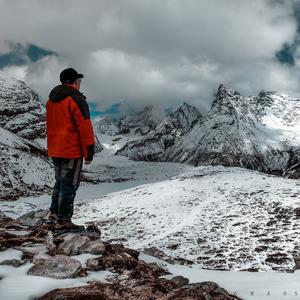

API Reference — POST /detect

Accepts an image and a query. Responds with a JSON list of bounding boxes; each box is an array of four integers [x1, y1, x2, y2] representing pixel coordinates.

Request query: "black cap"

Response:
[[60, 68, 84, 84]]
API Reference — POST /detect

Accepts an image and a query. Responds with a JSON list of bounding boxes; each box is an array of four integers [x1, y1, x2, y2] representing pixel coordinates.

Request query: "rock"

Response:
[[162, 281, 240, 300], [86, 222, 101, 237], [32, 252, 51, 264], [294, 256, 300, 270], [16, 243, 47, 256], [45, 231, 56, 255], [143, 247, 175, 264], [170, 275, 189, 287], [16, 210, 48, 227], [28, 255, 82, 279], [0, 259, 24, 267], [79, 240, 105, 255], [56, 234, 90, 256]]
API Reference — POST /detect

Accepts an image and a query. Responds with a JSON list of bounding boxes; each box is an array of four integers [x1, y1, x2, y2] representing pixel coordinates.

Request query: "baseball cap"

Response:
[[60, 68, 84, 84]]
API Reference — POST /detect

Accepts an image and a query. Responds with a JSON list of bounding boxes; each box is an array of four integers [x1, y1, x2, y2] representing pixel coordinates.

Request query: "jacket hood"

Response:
[[49, 85, 86, 102]]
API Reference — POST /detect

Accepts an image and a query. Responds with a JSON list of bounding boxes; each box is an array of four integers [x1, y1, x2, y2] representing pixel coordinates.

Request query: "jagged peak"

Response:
[[257, 89, 277, 98], [171, 102, 201, 117]]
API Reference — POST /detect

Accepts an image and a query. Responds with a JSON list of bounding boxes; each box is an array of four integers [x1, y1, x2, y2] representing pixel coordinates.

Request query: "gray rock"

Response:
[[0, 259, 24, 267], [294, 256, 300, 270], [32, 252, 51, 264], [79, 240, 105, 255], [45, 231, 56, 255], [171, 275, 189, 286], [57, 234, 90, 256], [16, 243, 47, 256], [28, 255, 82, 279], [16, 210, 48, 227]]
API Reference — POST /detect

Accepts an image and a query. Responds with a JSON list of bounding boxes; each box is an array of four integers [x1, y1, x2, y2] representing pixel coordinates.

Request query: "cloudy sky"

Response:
[[0, 0, 300, 114]]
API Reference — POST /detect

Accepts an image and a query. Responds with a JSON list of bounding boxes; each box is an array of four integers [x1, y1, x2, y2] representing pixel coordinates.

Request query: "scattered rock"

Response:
[[32, 252, 51, 264], [16, 243, 47, 256], [56, 234, 90, 256], [28, 255, 83, 279], [45, 231, 56, 255], [294, 256, 300, 270], [0, 259, 24, 267], [79, 240, 106, 255], [170, 275, 189, 287], [16, 210, 48, 227], [143, 246, 175, 264]]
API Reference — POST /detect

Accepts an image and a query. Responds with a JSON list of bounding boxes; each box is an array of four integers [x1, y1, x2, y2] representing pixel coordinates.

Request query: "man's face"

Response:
[[74, 78, 81, 90]]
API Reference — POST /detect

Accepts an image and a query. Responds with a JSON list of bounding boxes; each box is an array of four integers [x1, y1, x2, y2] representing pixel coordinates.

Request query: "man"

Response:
[[46, 68, 95, 229]]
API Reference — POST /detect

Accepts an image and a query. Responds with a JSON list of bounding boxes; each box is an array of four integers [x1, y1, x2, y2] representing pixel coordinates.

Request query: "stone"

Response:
[[16, 243, 47, 256], [56, 234, 91, 256], [294, 256, 300, 270], [28, 255, 82, 279], [16, 210, 48, 227], [45, 231, 56, 255], [0, 259, 24, 267], [79, 240, 105, 255], [171, 275, 189, 287], [32, 252, 51, 264]]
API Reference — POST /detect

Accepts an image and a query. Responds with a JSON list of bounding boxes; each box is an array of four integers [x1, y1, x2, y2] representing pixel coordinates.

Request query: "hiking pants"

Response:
[[50, 158, 83, 221]]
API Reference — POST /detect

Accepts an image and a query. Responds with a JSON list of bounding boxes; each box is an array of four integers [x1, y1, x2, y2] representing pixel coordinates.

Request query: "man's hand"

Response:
[[85, 159, 92, 165]]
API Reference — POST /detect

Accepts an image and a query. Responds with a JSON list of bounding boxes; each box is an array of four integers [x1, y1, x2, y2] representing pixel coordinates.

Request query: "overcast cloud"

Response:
[[0, 0, 299, 112]]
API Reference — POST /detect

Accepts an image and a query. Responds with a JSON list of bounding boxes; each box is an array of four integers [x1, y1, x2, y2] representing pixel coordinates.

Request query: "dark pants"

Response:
[[50, 158, 83, 222]]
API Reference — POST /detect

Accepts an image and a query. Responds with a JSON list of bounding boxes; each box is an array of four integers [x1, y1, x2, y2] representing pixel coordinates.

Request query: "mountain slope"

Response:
[[0, 127, 53, 200], [0, 72, 53, 200], [0, 71, 45, 140], [75, 165, 300, 272], [116, 103, 202, 161], [165, 85, 300, 176]]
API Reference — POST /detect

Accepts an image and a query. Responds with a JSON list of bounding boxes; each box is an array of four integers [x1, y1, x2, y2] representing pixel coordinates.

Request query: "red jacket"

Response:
[[46, 85, 95, 160]]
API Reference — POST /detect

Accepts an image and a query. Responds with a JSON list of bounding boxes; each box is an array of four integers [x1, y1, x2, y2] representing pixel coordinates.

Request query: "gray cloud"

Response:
[[0, 0, 299, 112]]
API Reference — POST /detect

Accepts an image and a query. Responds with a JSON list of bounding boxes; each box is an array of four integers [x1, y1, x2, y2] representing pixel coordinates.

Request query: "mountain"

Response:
[[116, 103, 202, 161], [0, 72, 52, 199], [0, 127, 53, 200], [0, 71, 45, 140], [166, 85, 300, 176], [93, 105, 168, 137], [116, 84, 300, 178]]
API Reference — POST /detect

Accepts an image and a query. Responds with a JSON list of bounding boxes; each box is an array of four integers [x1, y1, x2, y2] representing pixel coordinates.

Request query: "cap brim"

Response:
[[77, 74, 84, 79]]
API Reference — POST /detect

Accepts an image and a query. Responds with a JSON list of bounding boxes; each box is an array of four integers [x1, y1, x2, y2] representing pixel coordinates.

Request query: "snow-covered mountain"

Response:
[[116, 103, 202, 161], [93, 105, 168, 137], [115, 84, 300, 178], [0, 127, 53, 200], [0, 71, 45, 140], [0, 72, 52, 200]]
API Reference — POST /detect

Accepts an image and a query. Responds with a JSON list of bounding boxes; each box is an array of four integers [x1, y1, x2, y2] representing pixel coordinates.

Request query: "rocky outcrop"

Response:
[[0, 210, 240, 300]]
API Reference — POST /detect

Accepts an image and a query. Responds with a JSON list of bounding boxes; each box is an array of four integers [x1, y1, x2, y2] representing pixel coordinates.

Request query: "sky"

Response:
[[0, 0, 300, 114]]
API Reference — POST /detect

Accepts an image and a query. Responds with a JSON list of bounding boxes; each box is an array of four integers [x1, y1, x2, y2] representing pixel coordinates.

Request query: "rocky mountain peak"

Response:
[[212, 84, 242, 112], [0, 71, 45, 140]]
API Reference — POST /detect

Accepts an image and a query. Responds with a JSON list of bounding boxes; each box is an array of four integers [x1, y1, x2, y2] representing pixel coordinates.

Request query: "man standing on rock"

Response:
[[46, 68, 95, 229]]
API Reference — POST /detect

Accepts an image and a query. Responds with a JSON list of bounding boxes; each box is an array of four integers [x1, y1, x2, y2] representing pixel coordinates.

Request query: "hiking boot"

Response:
[[45, 212, 59, 225], [55, 220, 84, 231]]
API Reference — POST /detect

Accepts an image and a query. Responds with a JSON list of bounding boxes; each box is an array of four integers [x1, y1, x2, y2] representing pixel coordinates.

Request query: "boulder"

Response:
[[28, 255, 82, 279]]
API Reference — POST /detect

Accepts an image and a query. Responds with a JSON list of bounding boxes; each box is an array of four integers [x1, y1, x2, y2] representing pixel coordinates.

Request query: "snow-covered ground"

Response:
[[1, 138, 300, 299], [0, 249, 113, 300]]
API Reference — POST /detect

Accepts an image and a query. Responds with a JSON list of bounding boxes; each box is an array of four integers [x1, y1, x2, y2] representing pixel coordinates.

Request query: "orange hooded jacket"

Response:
[[46, 85, 95, 161]]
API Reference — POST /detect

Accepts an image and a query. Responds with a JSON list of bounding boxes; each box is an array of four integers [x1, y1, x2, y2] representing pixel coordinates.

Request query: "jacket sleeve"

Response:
[[69, 95, 95, 161]]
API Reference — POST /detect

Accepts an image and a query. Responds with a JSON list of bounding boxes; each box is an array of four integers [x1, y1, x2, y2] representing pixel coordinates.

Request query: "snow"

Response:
[[72, 165, 300, 272], [0, 261, 113, 300], [141, 254, 300, 300]]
